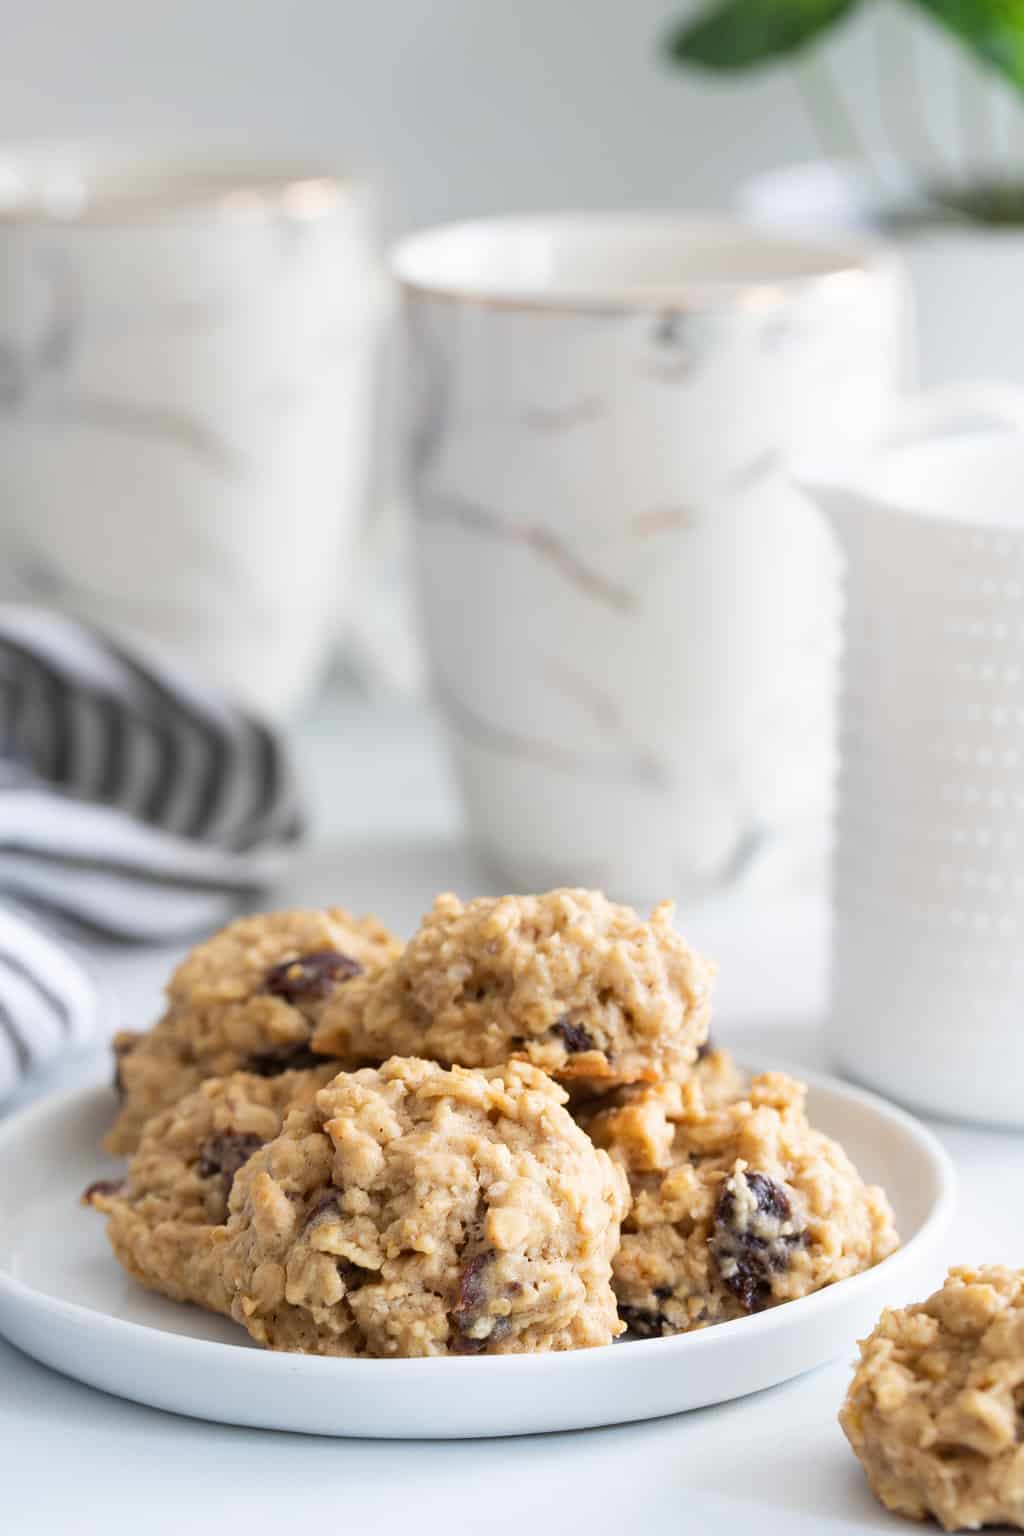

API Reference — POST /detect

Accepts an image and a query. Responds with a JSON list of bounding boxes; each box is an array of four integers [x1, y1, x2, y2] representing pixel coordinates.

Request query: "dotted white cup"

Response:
[[800, 389, 1024, 1125]]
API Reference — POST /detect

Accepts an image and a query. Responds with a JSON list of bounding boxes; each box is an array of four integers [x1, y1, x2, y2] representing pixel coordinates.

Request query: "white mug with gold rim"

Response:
[[393, 213, 909, 900], [0, 143, 385, 716]]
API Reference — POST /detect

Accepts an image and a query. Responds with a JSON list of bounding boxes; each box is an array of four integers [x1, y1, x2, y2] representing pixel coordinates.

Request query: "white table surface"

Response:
[[2, 690, 1020, 1536]]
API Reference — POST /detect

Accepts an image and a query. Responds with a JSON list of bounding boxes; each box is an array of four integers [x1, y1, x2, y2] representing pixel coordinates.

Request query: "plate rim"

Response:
[[0, 1059, 957, 1380]]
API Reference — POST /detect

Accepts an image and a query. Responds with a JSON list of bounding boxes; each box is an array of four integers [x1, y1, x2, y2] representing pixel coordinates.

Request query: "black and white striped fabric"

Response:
[[0, 605, 304, 940], [0, 903, 101, 1099], [0, 605, 305, 1094]]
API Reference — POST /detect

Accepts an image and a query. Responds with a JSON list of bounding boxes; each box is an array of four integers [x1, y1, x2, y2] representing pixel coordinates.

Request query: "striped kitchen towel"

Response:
[[0, 605, 305, 1094], [0, 605, 304, 941], [0, 903, 101, 1100]]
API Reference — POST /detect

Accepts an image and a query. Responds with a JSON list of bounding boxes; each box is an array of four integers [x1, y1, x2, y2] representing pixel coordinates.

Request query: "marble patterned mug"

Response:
[[393, 214, 908, 899], [0, 144, 384, 717]]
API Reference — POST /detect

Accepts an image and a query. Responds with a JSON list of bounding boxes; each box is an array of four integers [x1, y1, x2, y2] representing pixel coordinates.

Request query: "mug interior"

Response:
[[866, 433, 1024, 529], [0, 145, 348, 222], [392, 213, 883, 306]]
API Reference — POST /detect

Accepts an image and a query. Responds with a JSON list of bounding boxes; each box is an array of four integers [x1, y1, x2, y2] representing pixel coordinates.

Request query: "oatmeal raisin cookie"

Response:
[[580, 1068, 898, 1336], [106, 907, 400, 1155], [312, 889, 713, 1085], [87, 1065, 335, 1312], [842, 1267, 1024, 1531], [218, 1055, 629, 1356]]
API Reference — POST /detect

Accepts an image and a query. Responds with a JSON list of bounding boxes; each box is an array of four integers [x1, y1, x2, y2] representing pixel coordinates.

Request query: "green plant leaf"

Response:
[[666, 0, 860, 70], [909, 0, 1024, 95]]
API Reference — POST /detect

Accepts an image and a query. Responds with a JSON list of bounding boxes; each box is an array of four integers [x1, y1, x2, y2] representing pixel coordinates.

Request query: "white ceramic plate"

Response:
[[0, 1066, 954, 1439]]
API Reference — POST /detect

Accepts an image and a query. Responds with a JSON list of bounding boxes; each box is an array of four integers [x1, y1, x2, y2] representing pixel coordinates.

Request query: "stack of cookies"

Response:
[[86, 888, 898, 1358]]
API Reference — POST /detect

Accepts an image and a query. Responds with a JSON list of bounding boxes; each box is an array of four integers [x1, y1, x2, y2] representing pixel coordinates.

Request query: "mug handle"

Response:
[[889, 381, 1024, 445]]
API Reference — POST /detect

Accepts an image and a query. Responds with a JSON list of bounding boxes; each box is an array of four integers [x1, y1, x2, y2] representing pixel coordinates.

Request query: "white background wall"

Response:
[[2, 0, 1005, 236]]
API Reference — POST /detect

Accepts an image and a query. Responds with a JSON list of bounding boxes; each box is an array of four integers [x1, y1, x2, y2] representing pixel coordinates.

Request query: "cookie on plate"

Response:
[[581, 1067, 898, 1337], [217, 1055, 630, 1357], [841, 1267, 1024, 1532], [565, 1042, 744, 1121], [86, 1065, 336, 1313], [105, 907, 401, 1155], [312, 888, 714, 1085]]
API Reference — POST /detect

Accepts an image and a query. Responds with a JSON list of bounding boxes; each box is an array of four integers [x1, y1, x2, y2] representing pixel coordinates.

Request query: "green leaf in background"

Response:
[[910, 0, 1024, 95], [666, 0, 861, 70]]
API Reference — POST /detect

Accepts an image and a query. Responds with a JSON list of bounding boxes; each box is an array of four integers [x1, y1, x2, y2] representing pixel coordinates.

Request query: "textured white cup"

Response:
[[394, 214, 907, 899], [0, 144, 385, 717], [800, 389, 1024, 1125]]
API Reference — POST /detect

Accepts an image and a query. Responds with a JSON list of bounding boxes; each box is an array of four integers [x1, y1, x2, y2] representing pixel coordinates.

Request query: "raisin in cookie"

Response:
[[581, 1068, 898, 1337], [87, 1065, 336, 1313], [842, 1267, 1024, 1532], [312, 889, 713, 1085], [106, 907, 401, 1155], [217, 1055, 629, 1357]]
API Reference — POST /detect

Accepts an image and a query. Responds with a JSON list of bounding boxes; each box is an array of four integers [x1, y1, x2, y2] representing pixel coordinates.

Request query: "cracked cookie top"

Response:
[[105, 907, 401, 1155], [312, 888, 713, 1085], [580, 1067, 898, 1337], [217, 1054, 630, 1357], [565, 1043, 744, 1126], [841, 1267, 1024, 1533]]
